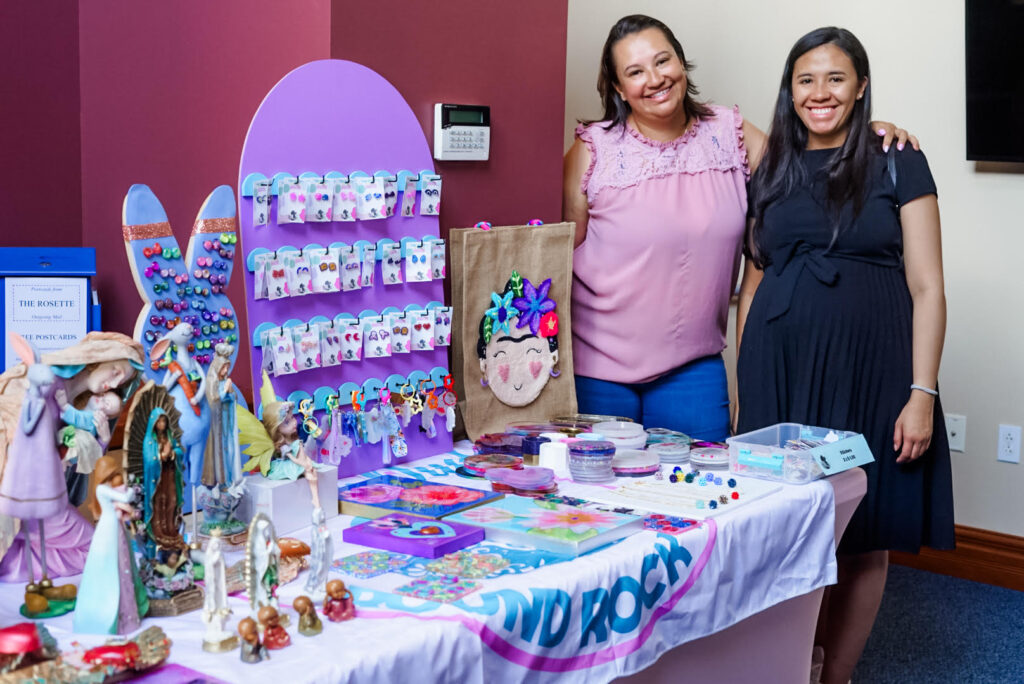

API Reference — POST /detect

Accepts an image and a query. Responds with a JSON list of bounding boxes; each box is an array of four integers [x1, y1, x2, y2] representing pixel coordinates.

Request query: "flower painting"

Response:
[[337, 475, 502, 520], [446, 496, 644, 556]]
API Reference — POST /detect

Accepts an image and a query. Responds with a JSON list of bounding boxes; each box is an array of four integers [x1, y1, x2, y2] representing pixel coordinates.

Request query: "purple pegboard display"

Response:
[[237, 60, 452, 477]]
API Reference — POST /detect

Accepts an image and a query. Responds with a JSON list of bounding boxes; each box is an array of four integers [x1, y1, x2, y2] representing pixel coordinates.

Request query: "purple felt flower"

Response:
[[512, 278, 555, 336]]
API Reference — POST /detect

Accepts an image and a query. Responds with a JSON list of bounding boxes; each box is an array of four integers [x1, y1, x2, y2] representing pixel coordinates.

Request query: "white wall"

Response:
[[565, 0, 1024, 536]]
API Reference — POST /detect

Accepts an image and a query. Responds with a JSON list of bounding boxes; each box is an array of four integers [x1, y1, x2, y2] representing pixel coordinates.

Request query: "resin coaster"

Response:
[[393, 574, 480, 603], [425, 551, 510, 579], [331, 550, 413, 578]]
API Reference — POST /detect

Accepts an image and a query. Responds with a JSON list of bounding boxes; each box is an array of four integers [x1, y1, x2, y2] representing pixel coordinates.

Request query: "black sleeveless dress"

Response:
[[737, 147, 954, 554]]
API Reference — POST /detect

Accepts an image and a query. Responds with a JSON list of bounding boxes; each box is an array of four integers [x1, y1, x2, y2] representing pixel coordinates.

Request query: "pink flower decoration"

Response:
[[398, 485, 485, 506], [539, 312, 559, 338], [342, 483, 402, 504], [527, 504, 618, 534]]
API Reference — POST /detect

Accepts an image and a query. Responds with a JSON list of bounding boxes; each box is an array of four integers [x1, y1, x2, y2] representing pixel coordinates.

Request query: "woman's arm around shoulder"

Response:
[[563, 138, 591, 248], [741, 119, 767, 172]]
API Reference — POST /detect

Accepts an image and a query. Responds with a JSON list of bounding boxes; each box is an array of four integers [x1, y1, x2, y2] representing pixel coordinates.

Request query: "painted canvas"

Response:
[[342, 515, 484, 558], [445, 496, 644, 556], [337, 475, 502, 520]]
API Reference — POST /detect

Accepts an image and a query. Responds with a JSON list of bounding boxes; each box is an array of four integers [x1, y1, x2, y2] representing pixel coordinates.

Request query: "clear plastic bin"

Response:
[[726, 423, 861, 484]]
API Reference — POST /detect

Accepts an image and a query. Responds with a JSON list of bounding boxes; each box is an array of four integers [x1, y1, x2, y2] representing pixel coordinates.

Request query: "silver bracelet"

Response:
[[910, 384, 938, 396]]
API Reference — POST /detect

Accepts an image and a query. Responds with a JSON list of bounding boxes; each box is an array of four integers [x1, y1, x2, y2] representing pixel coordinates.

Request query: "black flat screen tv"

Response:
[[966, 0, 1024, 162]]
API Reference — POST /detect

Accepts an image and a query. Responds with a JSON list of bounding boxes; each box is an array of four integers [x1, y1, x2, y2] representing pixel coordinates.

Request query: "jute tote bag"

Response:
[[449, 223, 577, 439]]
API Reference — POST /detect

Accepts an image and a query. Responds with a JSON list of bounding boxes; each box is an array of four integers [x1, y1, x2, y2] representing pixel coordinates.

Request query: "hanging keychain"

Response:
[[442, 375, 458, 433]]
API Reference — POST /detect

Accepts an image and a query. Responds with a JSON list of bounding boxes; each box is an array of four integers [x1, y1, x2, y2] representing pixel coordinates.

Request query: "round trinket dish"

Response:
[[649, 440, 691, 464]]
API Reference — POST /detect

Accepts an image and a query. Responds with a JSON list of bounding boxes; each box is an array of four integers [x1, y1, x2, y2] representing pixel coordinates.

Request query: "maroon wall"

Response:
[[331, 0, 568, 234], [78, 0, 331, 400], [0, 1, 82, 247]]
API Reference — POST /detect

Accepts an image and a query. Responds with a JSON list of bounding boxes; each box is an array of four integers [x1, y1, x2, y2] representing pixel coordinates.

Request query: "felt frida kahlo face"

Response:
[[477, 271, 560, 407]]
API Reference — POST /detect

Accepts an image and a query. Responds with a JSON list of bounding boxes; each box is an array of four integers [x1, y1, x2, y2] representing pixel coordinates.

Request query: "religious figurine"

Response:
[[73, 461, 149, 634], [0, 332, 143, 591], [323, 579, 356, 622], [124, 381, 200, 615], [304, 507, 332, 602], [244, 513, 280, 616], [201, 529, 238, 653], [238, 617, 268, 664], [150, 323, 210, 541], [292, 596, 322, 636], [197, 344, 246, 539], [55, 389, 121, 476], [0, 334, 77, 616], [257, 605, 291, 650]]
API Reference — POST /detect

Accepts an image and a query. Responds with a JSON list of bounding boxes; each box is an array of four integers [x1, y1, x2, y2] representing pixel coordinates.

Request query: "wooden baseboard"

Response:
[[889, 524, 1024, 591]]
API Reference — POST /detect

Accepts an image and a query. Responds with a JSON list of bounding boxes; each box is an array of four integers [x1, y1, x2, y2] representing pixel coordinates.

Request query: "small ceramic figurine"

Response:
[[237, 372, 319, 485], [323, 579, 356, 622], [257, 605, 290, 650], [55, 389, 121, 475], [73, 473, 149, 635], [0, 331, 144, 585], [0, 334, 78, 616], [292, 596, 322, 636], [123, 381, 200, 613], [201, 529, 237, 653], [151, 323, 210, 539], [197, 344, 245, 538], [238, 617, 268, 663], [277, 537, 310, 585], [244, 513, 280, 616], [303, 507, 332, 601]]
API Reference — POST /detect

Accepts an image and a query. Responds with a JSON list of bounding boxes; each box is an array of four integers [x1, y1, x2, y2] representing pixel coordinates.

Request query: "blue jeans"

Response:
[[574, 354, 730, 441]]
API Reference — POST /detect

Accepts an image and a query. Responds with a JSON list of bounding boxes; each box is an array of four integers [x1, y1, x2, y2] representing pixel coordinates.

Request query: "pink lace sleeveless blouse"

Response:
[[572, 104, 749, 383]]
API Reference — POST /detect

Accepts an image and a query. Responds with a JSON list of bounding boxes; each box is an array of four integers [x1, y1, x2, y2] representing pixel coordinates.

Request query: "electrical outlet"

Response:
[[945, 414, 966, 452], [997, 424, 1021, 463]]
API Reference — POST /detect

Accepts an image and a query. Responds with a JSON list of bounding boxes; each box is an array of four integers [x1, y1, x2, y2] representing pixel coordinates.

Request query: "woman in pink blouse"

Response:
[[563, 14, 909, 440]]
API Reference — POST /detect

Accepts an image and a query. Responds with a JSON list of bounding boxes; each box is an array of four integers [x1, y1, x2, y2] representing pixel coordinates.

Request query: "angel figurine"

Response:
[[201, 528, 237, 652], [238, 371, 324, 508]]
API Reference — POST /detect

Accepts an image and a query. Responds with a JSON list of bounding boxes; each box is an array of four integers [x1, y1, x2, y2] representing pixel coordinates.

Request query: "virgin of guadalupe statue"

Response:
[[143, 410, 186, 556], [124, 382, 187, 560]]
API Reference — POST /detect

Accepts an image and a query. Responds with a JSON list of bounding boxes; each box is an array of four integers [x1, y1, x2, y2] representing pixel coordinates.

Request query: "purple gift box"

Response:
[[342, 515, 484, 558]]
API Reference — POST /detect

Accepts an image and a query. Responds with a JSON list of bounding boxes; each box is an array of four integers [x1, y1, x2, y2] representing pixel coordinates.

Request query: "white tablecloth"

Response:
[[0, 451, 837, 683]]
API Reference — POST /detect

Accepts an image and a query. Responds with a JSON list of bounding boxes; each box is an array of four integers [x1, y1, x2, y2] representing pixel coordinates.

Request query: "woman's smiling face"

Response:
[[480, 330, 557, 407]]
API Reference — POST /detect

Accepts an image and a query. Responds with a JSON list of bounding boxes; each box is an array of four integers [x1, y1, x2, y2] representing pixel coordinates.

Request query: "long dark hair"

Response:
[[748, 27, 878, 267], [586, 14, 713, 130]]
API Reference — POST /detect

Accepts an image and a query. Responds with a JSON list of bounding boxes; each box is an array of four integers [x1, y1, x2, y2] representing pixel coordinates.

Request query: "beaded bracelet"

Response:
[[910, 384, 938, 396]]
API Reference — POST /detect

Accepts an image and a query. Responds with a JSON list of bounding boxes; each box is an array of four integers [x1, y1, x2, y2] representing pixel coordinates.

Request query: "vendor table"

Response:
[[0, 453, 865, 684]]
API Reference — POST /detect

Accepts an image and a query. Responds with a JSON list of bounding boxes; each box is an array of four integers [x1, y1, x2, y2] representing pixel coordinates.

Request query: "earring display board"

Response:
[[238, 60, 452, 477]]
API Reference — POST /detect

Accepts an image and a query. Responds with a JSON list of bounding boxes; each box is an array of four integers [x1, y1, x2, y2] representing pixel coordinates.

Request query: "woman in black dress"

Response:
[[736, 27, 953, 684]]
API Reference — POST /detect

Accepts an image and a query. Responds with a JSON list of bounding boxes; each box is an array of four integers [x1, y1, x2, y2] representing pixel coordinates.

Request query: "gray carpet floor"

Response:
[[854, 564, 1024, 683]]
